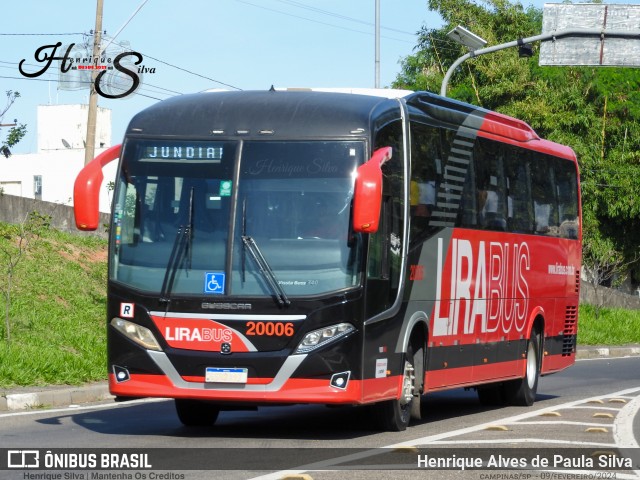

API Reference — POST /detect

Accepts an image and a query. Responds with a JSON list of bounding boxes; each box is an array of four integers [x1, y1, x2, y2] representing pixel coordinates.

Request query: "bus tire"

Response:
[[175, 399, 220, 427], [503, 329, 541, 406], [375, 343, 418, 431]]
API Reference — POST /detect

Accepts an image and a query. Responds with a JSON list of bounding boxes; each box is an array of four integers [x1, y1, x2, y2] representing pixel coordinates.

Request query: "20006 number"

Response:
[[246, 321, 295, 337]]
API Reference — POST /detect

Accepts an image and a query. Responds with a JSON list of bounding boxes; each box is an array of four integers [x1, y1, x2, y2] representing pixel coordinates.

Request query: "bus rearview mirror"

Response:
[[352, 146, 392, 233], [74, 144, 121, 231]]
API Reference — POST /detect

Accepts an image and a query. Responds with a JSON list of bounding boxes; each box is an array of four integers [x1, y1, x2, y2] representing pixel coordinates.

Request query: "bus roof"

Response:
[[125, 89, 575, 159], [205, 87, 414, 99], [126, 89, 404, 140]]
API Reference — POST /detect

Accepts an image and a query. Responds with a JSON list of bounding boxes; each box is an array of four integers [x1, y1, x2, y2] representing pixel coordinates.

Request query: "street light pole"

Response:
[[440, 28, 640, 97], [375, 0, 380, 88]]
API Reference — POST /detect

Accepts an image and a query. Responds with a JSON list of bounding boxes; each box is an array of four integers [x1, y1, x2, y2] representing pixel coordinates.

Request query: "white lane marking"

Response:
[[427, 439, 617, 446], [248, 386, 640, 480], [615, 394, 640, 448], [614, 392, 640, 478]]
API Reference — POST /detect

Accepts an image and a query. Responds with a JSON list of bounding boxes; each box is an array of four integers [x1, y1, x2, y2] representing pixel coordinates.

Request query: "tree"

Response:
[[0, 212, 50, 342], [394, 0, 542, 108], [1, 90, 27, 157], [582, 230, 637, 318], [393, 0, 640, 288]]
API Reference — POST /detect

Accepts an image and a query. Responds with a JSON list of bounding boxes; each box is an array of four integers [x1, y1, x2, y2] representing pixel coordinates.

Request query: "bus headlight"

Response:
[[111, 318, 162, 351], [294, 323, 355, 354]]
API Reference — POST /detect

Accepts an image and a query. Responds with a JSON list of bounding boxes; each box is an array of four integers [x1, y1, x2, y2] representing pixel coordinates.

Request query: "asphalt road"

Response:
[[1, 356, 639, 480]]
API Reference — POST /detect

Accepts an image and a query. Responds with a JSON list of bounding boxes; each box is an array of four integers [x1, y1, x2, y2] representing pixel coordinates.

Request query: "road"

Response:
[[1, 356, 639, 480]]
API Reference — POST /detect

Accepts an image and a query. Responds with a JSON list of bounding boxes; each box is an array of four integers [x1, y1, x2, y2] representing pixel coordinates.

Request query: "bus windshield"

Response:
[[109, 139, 363, 298]]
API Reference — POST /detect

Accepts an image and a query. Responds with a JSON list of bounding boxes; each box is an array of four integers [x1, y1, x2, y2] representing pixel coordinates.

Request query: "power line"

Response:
[[234, 0, 414, 44], [98, 35, 242, 91], [0, 32, 84, 36], [273, 0, 417, 36], [3, 32, 242, 93], [0, 75, 165, 101], [254, 1, 462, 53], [124, 50, 242, 91], [0, 60, 183, 96], [101, 0, 149, 54]]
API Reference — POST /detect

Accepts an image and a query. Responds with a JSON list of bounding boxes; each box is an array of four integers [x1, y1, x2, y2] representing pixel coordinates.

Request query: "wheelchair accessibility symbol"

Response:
[[204, 272, 225, 294]]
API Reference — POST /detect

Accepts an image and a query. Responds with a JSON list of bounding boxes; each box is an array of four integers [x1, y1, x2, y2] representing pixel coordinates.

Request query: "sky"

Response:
[[2, 0, 632, 155], [3, 0, 437, 154]]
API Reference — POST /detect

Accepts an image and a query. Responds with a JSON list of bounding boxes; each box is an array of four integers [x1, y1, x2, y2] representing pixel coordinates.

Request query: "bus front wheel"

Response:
[[175, 399, 220, 427], [374, 343, 420, 431]]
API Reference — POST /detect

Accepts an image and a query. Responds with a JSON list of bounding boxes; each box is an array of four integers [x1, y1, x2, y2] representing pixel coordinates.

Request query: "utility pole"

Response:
[[84, 0, 104, 166], [375, 0, 380, 88]]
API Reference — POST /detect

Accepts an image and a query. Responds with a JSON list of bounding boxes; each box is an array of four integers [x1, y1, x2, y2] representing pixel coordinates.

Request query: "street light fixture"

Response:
[[446, 25, 488, 51], [441, 25, 488, 97], [440, 26, 640, 98]]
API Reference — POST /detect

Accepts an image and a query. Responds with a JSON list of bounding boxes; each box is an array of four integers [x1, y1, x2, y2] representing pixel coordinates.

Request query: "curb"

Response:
[[575, 345, 640, 360], [1, 382, 113, 413], [2, 346, 639, 413]]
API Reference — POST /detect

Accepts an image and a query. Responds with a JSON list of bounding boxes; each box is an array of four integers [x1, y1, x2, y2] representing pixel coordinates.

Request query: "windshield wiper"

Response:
[[241, 198, 248, 284], [241, 235, 291, 307], [159, 187, 195, 306]]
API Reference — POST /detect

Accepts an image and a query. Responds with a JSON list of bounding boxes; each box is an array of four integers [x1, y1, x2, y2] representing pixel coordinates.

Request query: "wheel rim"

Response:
[[400, 360, 415, 407], [526, 341, 537, 389]]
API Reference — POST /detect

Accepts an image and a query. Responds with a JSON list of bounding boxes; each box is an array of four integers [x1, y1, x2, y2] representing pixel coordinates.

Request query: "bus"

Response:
[[74, 88, 581, 431]]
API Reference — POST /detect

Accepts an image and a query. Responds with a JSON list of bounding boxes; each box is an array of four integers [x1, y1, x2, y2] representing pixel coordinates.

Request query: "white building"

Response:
[[0, 104, 117, 213]]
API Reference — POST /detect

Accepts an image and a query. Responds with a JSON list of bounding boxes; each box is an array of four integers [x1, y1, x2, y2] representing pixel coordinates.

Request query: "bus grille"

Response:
[[562, 305, 578, 356], [575, 270, 581, 295]]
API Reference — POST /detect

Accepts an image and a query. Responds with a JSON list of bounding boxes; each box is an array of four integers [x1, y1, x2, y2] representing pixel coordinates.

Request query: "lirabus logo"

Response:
[[432, 237, 531, 337]]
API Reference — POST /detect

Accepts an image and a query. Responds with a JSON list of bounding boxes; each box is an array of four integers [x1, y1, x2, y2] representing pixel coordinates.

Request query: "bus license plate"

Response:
[[205, 367, 248, 384]]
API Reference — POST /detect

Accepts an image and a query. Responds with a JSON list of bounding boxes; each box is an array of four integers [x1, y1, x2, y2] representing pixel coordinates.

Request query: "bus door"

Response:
[[362, 119, 408, 402]]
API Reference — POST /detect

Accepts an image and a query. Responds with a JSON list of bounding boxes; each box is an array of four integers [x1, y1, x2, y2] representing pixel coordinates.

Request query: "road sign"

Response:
[[540, 3, 640, 67]]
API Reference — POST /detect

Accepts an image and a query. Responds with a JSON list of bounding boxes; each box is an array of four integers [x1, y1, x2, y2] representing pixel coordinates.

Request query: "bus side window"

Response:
[[409, 122, 439, 244], [555, 160, 579, 239], [474, 139, 508, 232], [531, 158, 559, 235], [505, 147, 533, 233]]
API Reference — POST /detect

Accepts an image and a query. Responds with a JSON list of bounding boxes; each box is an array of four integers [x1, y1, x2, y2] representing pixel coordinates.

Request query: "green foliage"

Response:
[[578, 304, 640, 345], [5, 124, 27, 148], [1, 90, 27, 153], [393, 0, 640, 280], [0, 223, 108, 387], [0, 212, 52, 342]]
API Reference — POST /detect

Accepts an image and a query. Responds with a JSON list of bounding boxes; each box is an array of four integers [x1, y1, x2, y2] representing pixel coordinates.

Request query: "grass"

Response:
[[0, 221, 638, 389], [578, 304, 640, 346], [0, 224, 108, 388]]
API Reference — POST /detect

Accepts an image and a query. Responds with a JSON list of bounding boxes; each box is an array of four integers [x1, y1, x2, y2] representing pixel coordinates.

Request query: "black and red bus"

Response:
[[74, 89, 581, 431]]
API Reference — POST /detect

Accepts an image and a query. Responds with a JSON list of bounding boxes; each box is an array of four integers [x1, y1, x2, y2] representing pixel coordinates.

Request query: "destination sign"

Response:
[[144, 145, 223, 161]]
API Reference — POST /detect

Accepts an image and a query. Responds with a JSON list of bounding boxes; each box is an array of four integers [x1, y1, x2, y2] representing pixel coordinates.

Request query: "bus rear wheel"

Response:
[[503, 330, 541, 406], [175, 399, 220, 427], [375, 343, 420, 431]]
